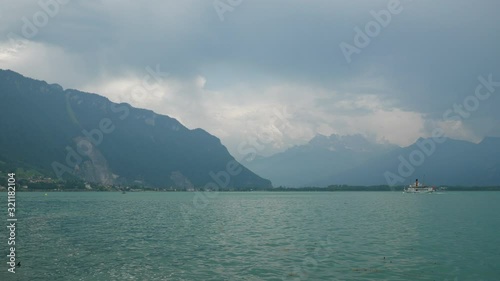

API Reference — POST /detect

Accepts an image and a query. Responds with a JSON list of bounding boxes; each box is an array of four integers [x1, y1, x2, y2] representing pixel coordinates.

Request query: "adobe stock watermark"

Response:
[[6, 173, 17, 274], [339, 0, 411, 63], [191, 160, 243, 209], [283, 235, 334, 281], [51, 65, 168, 180], [214, 0, 243, 22], [384, 74, 500, 186], [5, 0, 69, 55], [186, 106, 293, 213], [238, 107, 293, 162]]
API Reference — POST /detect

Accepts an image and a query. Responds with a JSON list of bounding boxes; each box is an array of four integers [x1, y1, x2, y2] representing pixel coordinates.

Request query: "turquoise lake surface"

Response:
[[1, 192, 499, 280]]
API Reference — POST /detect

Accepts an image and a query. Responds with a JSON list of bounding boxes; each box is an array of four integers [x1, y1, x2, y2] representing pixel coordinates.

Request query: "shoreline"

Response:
[[3, 187, 500, 192]]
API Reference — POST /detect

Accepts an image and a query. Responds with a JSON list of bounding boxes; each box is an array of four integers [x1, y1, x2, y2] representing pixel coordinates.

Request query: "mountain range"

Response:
[[1, 69, 499, 189], [0, 69, 272, 189], [243, 133, 500, 187]]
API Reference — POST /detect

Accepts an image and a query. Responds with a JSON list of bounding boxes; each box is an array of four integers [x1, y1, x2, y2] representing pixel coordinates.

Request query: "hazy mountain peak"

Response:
[[246, 133, 399, 187], [308, 133, 379, 152], [308, 134, 330, 146]]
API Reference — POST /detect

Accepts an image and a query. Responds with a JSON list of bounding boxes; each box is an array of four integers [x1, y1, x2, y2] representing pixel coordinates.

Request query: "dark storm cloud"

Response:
[[1, 0, 499, 155]]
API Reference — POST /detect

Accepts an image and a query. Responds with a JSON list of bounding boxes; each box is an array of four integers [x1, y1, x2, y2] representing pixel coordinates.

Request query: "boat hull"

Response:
[[403, 187, 435, 193]]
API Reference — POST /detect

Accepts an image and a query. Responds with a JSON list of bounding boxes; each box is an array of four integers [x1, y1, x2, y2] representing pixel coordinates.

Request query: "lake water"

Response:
[[2, 192, 500, 280]]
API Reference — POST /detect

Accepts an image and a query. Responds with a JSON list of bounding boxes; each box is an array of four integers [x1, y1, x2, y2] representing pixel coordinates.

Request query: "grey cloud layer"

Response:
[[1, 0, 499, 156]]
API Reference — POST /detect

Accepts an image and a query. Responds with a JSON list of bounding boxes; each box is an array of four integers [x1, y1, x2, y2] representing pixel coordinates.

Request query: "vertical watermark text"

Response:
[[6, 173, 17, 273]]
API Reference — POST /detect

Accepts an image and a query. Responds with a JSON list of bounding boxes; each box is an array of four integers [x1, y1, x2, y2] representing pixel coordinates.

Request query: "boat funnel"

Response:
[[415, 179, 419, 187]]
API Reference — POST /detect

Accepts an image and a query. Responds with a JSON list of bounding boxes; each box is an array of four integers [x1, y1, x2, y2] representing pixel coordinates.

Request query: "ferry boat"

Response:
[[404, 179, 435, 193]]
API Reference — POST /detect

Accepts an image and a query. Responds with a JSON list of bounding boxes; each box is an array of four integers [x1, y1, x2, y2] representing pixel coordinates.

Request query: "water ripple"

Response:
[[1, 192, 499, 280]]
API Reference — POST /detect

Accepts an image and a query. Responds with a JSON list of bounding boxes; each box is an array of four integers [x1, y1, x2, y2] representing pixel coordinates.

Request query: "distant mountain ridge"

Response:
[[333, 136, 500, 187], [0, 69, 272, 189], [243, 133, 397, 187], [244, 133, 500, 187]]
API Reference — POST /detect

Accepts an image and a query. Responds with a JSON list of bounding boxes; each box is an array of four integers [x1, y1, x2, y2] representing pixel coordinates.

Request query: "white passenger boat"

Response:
[[404, 179, 435, 193]]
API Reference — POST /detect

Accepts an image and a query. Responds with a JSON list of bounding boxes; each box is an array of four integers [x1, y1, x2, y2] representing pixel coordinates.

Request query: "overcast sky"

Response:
[[1, 0, 499, 159]]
